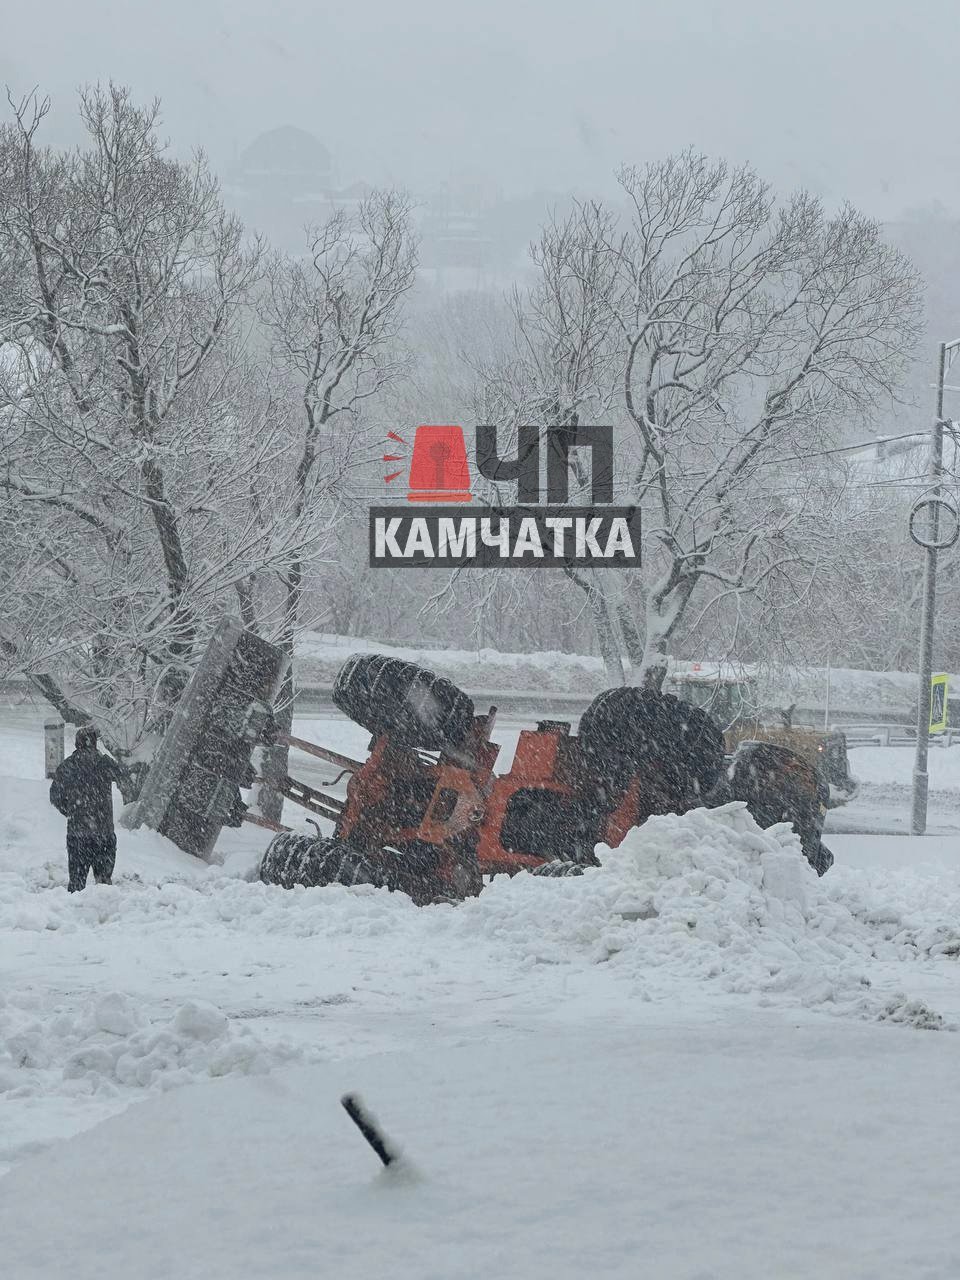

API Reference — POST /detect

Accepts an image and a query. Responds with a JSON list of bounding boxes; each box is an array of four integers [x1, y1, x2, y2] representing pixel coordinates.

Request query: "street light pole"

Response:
[[911, 339, 960, 834]]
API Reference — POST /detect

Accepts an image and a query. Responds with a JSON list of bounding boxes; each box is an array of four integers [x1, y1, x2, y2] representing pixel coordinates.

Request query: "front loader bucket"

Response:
[[122, 617, 289, 860]]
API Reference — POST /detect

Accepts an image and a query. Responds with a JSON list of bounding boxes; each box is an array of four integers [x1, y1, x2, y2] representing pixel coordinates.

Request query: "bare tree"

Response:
[[0, 86, 292, 749], [608, 153, 921, 685], [258, 190, 417, 817], [442, 202, 634, 684], [455, 157, 920, 687]]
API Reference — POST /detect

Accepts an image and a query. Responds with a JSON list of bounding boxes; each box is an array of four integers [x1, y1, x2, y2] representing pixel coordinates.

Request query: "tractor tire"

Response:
[[379, 838, 485, 905], [447, 835, 485, 900], [809, 840, 835, 878], [530, 860, 587, 877], [498, 788, 601, 866], [578, 687, 724, 810], [727, 742, 832, 876], [577, 687, 665, 786], [259, 833, 387, 891], [677, 702, 726, 798], [333, 653, 474, 750]]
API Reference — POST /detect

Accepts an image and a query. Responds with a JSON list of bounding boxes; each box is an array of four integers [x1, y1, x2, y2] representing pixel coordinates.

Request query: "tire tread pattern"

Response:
[[333, 654, 474, 750]]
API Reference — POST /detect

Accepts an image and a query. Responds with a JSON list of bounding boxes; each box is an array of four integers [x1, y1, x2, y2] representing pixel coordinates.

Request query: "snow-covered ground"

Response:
[[3, 703, 960, 1277]]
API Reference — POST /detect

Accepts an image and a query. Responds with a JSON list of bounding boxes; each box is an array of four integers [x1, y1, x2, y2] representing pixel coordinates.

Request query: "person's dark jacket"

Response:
[[50, 748, 127, 836]]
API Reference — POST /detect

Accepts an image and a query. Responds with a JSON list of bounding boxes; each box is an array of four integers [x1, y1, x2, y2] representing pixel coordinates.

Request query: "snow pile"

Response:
[[3, 800, 958, 1033], [296, 631, 607, 694], [0, 991, 316, 1099], [0, 870, 421, 938], [455, 803, 960, 1022]]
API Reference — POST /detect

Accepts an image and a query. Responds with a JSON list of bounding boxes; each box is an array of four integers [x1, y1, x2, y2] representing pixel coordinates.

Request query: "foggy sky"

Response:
[[3, 0, 960, 217]]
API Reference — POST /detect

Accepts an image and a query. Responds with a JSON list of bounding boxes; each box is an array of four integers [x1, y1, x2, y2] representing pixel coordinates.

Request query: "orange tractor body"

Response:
[[123, 628, 832, 897], [265, 706, 694, 896]]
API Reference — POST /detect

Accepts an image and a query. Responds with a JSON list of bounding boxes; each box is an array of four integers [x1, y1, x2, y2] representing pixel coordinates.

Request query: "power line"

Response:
[[758, 430, 927, 469]]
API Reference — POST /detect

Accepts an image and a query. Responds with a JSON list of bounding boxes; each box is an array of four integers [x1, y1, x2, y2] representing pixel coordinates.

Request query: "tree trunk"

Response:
[[562, 568, 627, 686], [638, 578, 695, 692], [23, 661, 128, 764], [616, 600, 645, 668], [588, 586, 626, 686], [257, 661, 294, 825], [28, 672, 92, 727], [141, 457, 196, 710], [639, 646, 669, 692]]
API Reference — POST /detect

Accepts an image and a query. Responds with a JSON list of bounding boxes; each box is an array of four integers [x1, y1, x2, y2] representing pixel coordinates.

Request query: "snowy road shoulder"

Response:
[[2, 1024, 959, 1280]]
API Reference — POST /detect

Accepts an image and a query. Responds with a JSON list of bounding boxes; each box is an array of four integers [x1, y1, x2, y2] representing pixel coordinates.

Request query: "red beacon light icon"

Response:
[[406, 425, 472, 503]]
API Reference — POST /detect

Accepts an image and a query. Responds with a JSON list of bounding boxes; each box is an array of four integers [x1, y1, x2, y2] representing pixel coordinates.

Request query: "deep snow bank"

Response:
[[295, 630, 945, 720], [451, 803, 959, 1023], [4, 802, 957, 1028], [3, 800, 958, 1183], [296, 631, 607, 694]]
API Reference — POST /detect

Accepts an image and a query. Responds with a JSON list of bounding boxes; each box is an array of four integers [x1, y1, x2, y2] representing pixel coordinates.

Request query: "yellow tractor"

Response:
[[665, 670, 858, 807]]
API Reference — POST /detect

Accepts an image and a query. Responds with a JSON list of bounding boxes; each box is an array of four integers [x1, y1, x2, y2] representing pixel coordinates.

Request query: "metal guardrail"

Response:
[[844, 723, 960, 748]]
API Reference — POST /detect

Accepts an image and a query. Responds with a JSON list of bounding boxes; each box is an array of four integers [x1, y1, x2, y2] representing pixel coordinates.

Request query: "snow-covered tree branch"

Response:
[[254, 190, 418, 817], [0, 87, 304, 750]]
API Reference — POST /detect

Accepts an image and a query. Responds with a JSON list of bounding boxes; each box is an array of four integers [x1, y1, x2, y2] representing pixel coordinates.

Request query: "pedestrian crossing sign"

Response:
[[930, 674, 949, 734]]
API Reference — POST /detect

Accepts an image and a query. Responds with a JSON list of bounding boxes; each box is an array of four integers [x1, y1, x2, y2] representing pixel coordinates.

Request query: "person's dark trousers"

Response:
[[67, 829, 117, 891]]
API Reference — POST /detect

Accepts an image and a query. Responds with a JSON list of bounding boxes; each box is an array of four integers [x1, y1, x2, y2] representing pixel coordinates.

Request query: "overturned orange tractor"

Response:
[[258, 652, 833, 904]]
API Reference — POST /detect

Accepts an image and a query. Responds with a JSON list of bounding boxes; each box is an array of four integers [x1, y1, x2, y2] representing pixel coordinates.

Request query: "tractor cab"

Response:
[[666, 667, 857, 806], [666, 670, 756, 731]]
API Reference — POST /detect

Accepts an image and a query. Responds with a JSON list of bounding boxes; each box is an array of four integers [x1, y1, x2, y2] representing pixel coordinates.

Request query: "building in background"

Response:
[[225, 124, 367, 252], [225, 125, 542, 291]]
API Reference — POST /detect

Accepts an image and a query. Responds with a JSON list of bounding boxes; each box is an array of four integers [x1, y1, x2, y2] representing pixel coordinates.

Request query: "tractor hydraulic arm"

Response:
[[279, 734, 364, 774]]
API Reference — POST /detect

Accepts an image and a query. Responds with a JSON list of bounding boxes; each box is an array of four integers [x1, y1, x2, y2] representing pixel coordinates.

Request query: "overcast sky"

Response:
[[3, 0, 959, 217]]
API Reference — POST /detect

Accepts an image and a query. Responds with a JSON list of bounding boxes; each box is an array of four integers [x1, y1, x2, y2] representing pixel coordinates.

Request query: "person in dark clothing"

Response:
[[49, 726, 128, 891]]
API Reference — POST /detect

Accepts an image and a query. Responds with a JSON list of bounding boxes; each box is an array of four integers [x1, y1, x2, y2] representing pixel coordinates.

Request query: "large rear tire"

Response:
[[809, 840, 834, 877], [578, 687, 658, 783], [332, 654, 474, 750], [677, 703, 726, 799], [578, 687, 724, 810], [381, 839, 482, 906], [498, 788, 600, 865], [259, 833, 386, 890]]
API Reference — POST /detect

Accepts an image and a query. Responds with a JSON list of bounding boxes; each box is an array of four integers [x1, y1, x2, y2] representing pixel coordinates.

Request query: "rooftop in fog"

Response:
[[237, 126, 332, 178]]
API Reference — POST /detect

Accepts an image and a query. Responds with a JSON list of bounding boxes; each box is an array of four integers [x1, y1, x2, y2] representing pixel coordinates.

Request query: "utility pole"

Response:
[[911, 339, 960, 834]]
